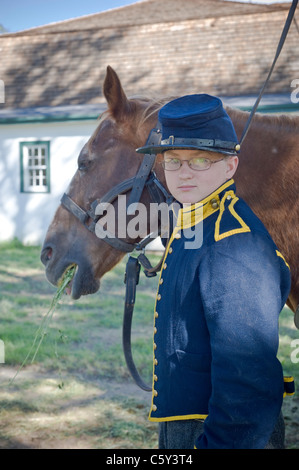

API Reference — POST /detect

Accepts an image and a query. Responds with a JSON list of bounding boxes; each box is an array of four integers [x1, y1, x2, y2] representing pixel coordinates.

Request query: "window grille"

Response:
[[20, 141, 50, 193]]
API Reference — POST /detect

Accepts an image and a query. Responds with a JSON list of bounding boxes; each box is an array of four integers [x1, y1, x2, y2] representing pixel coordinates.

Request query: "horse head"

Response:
[[41, 66, 165, 299]]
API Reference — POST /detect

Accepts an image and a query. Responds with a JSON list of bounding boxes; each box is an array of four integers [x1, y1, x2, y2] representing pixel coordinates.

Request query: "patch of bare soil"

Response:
[[0, 365, 157, 449], [0, 365, 298, 449]]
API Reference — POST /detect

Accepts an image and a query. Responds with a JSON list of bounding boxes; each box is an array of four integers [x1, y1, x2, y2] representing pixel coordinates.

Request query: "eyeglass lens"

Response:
[[162, 157, 214, 171]]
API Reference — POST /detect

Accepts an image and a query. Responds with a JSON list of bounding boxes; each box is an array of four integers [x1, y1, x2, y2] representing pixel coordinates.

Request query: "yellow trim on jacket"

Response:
[[148, 180, 233, 422], [276, 250, 290, 270], [214, 190, 251, 241], [149, 413, 208, 423]]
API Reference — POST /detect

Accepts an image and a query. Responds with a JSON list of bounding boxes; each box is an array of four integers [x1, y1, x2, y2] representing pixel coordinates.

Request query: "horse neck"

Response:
[[227, 107, 299, 200], [228, 108, 299, 261]]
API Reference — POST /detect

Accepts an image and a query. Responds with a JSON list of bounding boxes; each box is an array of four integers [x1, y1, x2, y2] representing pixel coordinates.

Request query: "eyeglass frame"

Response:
[[160, 155, 228, 172]]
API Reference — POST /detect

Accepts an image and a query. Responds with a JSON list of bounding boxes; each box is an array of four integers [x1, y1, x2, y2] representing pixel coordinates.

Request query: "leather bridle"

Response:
[[61, 128, 172, 391]]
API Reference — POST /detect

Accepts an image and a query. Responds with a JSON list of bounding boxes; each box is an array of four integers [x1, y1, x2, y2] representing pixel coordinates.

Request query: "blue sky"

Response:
[[0, 0, 138, 32]]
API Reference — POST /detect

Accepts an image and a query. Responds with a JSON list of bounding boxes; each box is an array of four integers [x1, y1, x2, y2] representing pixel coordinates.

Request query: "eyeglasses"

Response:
[[161, 156, 226, 172]]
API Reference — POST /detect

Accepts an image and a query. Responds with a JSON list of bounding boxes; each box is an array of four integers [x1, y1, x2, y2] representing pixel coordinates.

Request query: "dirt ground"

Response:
[[0, 365, 298, 449], [0, 365, 158, 449]]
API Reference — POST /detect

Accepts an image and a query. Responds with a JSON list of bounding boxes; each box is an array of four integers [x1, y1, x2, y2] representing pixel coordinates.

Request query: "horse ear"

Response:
[[103, 66, 131, 119]]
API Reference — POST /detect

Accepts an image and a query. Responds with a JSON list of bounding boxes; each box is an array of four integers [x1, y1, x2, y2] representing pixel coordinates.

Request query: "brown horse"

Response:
[[41, 66, 299, 324]]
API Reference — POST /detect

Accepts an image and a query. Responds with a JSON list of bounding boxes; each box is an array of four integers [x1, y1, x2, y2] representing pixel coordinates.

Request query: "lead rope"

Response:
[[238, 0, 298, 149], [123, 249, 167, 392], [122, 216, 173, 391]]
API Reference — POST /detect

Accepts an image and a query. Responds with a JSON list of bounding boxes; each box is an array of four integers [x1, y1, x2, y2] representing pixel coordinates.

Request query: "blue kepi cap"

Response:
[[136, 94, 240, 155]]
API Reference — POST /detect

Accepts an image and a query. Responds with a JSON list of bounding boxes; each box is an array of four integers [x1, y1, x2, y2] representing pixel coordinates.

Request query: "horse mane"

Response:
[[133, 97, 299, 137], [128, 95, 176, 133], [97, 94, 299, 142], [226, 105, 299, 135]]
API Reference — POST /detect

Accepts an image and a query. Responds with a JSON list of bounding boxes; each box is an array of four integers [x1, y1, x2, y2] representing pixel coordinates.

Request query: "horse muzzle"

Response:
[[40, 242, 100, 299]]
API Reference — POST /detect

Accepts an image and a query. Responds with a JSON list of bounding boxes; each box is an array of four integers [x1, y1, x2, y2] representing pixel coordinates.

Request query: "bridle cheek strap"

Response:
[[60, 136, 173, 392]]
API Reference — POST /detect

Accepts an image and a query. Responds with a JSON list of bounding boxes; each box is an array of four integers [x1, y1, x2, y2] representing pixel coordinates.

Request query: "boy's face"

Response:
[[162, 148, 239, 204]]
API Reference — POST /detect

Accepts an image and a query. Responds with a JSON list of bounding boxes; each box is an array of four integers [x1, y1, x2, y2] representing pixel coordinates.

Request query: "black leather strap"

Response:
[[161, 136, 238, 152], [123, 256, 152, 391], [127, 154, 157, 215], [60, 193, 89, 226], [127, 127, 162, 214]]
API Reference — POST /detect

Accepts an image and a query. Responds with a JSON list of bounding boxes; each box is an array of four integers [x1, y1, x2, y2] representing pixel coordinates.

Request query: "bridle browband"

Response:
[[61, 128, 172, 391]]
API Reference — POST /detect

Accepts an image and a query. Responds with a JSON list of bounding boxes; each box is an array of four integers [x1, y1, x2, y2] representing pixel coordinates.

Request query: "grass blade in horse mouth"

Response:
[[57, 263, 77, 296], [8, 264, 77, 385]]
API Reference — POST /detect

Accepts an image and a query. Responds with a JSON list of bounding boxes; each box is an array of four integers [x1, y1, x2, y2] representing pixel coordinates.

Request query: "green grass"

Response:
[[0, 239, 298, 449], [0, 239, 159, 449], [0, 240, 158, 381]]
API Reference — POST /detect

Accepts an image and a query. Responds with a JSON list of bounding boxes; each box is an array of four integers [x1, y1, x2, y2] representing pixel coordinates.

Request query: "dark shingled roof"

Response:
[[0, 0, 297, 109]]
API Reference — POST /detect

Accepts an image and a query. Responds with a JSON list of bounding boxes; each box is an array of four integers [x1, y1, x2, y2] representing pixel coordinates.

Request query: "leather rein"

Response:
[[61, 128, 172, 391]]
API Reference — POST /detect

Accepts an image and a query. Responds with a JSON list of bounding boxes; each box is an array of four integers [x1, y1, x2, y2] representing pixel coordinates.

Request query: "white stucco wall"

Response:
[[0, 117, 164, 251], [0, 119, 99, 244]]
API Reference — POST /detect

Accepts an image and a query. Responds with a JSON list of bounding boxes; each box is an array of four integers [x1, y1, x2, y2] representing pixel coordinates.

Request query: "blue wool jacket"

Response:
[[148, 179, 291, 449]]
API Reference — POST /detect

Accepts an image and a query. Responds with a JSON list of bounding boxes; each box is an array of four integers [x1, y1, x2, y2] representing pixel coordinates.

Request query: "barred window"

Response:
[[20, 141, 50, 193]]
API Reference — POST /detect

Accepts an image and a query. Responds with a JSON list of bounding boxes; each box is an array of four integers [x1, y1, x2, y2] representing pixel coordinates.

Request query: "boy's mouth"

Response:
[[178, 185, 197, 191]]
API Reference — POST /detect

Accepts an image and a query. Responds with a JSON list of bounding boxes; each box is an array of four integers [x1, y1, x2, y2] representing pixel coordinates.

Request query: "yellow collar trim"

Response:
[[174, 179, 235, 229], [214, 189, 250, 241]]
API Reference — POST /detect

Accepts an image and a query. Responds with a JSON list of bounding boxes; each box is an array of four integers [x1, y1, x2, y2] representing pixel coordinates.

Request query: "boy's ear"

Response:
[[225, 156, 239, 179]]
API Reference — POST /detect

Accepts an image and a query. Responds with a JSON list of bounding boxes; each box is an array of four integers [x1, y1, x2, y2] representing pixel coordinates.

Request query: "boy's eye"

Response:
[[165, 158, 180, 164], [191, 157, 206, 165], [189, 157, 210, 170]]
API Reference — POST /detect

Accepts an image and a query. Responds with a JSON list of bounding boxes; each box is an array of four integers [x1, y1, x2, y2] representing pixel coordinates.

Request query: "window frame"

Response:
[[20, 141, 51, 194]]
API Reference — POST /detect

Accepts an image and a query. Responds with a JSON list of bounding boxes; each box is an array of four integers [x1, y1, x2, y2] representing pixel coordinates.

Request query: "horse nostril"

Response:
[[41, 246, 53, 265]]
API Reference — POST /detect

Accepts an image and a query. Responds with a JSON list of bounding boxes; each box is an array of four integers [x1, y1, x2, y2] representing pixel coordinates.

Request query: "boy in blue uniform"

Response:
[[136, 94, 291, 449]]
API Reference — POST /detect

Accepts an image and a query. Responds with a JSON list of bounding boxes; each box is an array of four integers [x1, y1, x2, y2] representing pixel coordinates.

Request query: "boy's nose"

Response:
[[179, 161, 193, 178]]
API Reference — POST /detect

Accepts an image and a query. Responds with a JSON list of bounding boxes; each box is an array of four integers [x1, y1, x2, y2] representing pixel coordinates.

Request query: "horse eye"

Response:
[[78, 159, 90, 172]]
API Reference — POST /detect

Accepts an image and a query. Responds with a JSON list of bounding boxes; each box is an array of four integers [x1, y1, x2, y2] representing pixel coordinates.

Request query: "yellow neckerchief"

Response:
[[172, 179, 235, 230]]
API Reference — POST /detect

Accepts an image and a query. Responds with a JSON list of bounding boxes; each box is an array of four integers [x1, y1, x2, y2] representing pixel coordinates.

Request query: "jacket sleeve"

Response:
[[195, 231, 290, 449]]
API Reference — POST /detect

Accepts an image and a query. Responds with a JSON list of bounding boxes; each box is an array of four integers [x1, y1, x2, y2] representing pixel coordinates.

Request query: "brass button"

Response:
[[154, 311, 159, 318], [154, 358, 158, 365], [154, 327, 157, 334], [154, 342, 157, 350], [154, 374, 158, 382], [163, 263, 167, 270], [159, 278, 163, 285], [157, 294, 161, 300], [226, 194, 232, 200], [152, 404, 157, 412], [211, 198, 219, 209], [169, 247, 173, 254], [154, 389, 158, 397], [175, 233, 181, 239]]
